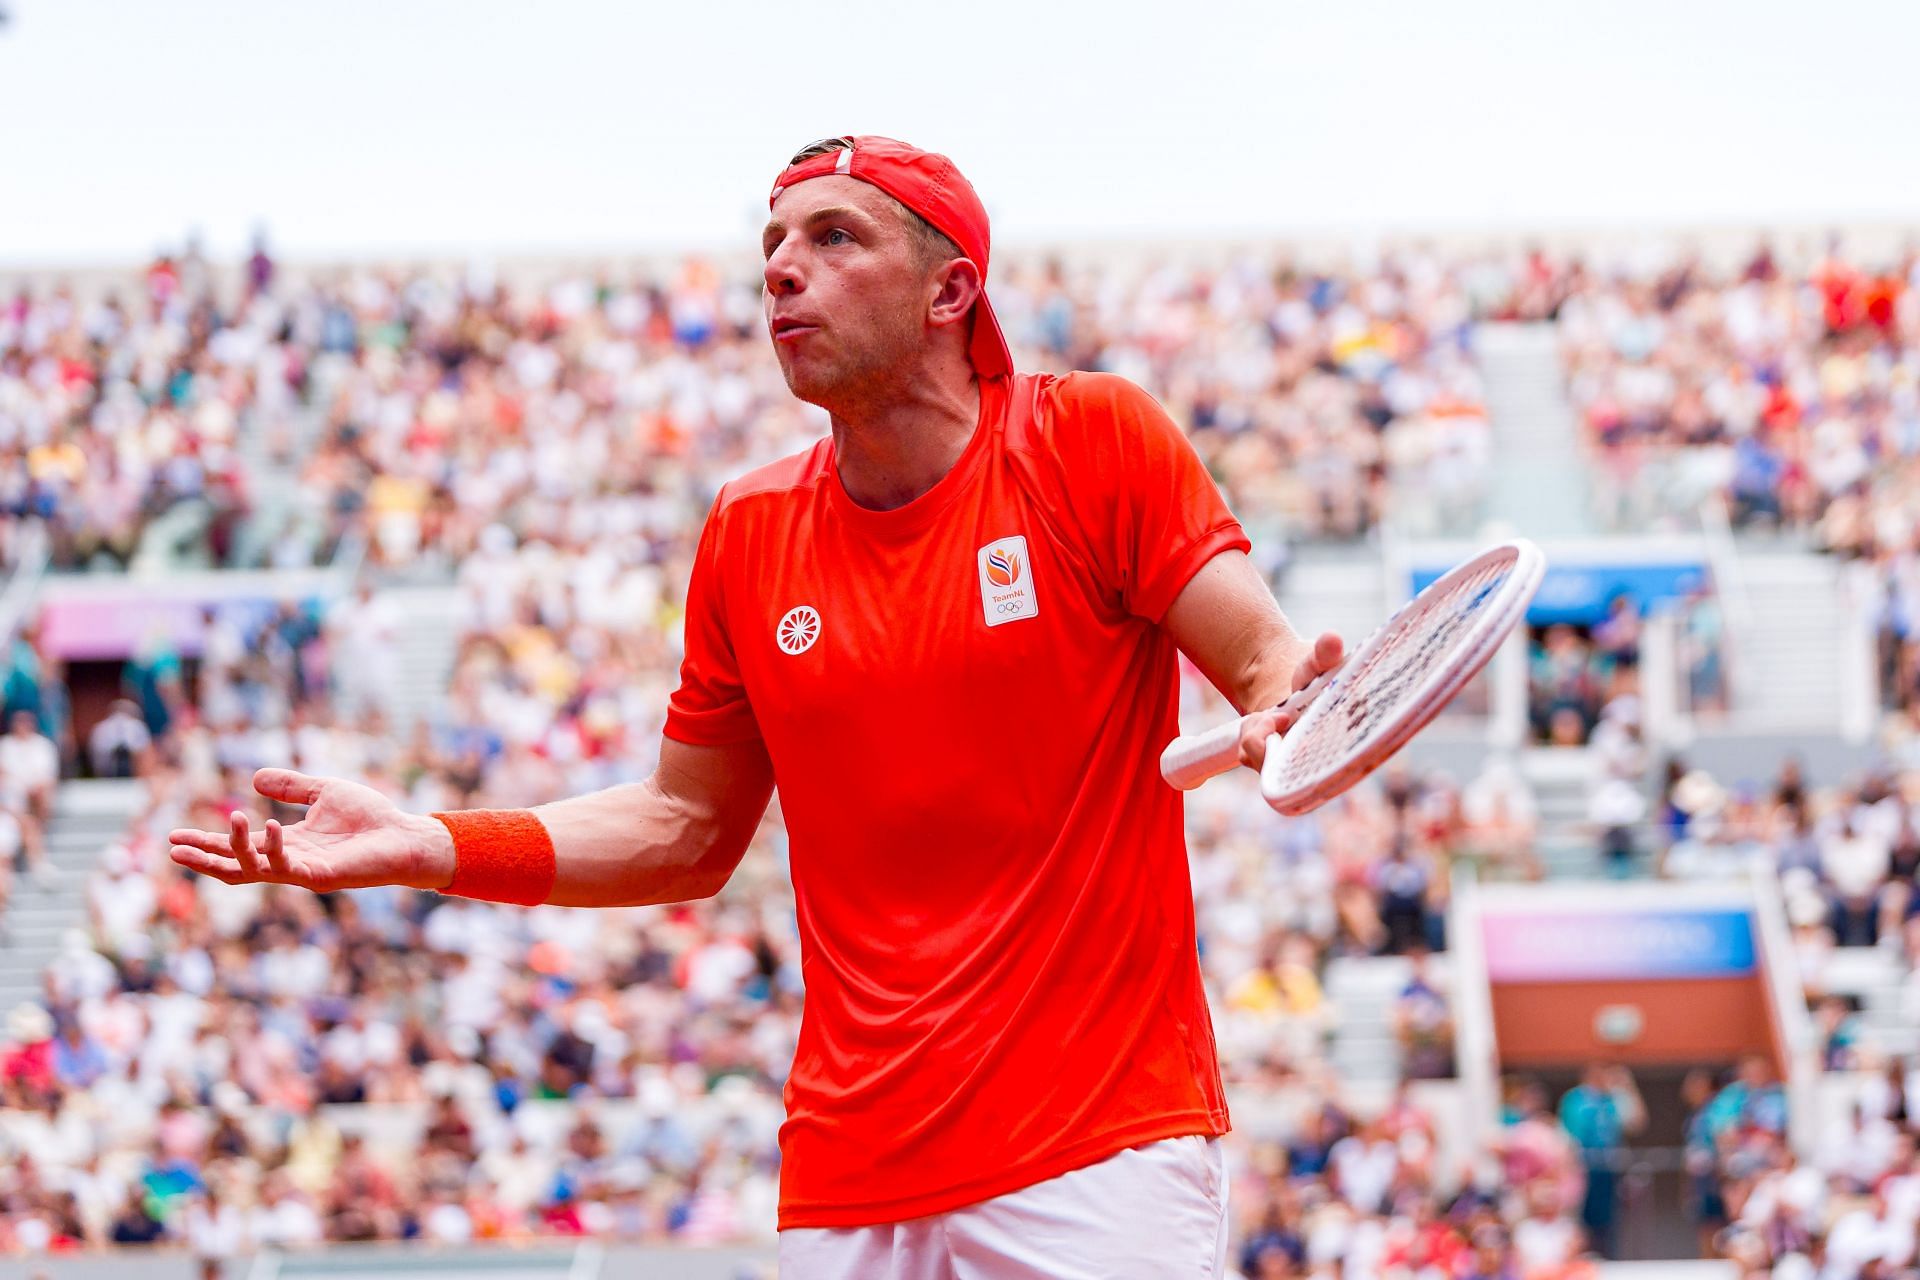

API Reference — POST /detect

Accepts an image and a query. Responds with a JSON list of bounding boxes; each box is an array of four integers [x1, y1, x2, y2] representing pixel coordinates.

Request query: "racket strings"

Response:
[[1273, 555, 1518, 789]]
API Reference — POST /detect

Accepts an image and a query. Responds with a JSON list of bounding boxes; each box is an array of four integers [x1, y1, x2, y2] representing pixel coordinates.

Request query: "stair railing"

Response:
[[1699, 494, 1754, 713], [0, 520, 51, 646]]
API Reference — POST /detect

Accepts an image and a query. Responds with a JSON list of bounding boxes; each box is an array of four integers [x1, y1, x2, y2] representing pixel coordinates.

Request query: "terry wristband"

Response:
[[430, 808, 558, 906]]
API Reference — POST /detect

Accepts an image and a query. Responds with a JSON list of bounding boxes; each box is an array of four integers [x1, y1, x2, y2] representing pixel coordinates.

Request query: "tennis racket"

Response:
[[1160, 538, 1546, 814]]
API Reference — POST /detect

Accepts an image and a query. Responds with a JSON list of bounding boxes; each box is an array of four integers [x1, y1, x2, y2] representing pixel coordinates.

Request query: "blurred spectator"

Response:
[[1389, 947, 1453, 1080], [106, 1187, 166, 1245], [1557, 1063, 1644, 1258], [328, 582, 400, 724], [1529, 625, 1602, 745], [0, 709, 55, 883], [87, 699, 153, 779]]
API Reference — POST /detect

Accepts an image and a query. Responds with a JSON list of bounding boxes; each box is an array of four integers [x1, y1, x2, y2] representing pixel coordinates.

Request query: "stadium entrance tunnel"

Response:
[[1451, 873, 1815, 1263]]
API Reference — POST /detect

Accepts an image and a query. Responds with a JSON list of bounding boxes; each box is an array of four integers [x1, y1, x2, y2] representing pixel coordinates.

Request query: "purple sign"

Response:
[[1482, 908, 1756, 983]]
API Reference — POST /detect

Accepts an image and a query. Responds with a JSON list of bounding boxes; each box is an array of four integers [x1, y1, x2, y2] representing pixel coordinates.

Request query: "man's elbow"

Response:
[[681, 862, 734, 901], [609, 860, 731, 908], [659, 828, 748, 903]]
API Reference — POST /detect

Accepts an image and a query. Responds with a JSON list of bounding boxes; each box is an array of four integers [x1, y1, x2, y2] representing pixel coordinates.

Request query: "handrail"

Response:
[[1749, 859, 1820, 1159], [1446, 862, 1506, 1192], [1699, 494, 1754, 711], [1837, 559, 1879, 743], [327, 524, 371, 589], [0, 520, 51, 646]]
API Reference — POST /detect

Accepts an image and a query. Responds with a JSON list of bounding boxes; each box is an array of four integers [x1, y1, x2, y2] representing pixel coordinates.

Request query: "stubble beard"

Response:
[[777, 312, 923, 419]]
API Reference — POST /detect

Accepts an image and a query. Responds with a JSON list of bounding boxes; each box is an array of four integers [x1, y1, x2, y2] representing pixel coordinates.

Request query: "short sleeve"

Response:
[[1045, 372, 1251, 623], [663, 499, 764, 748]]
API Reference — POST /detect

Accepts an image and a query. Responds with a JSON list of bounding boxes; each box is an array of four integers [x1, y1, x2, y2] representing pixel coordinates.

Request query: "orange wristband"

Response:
[[430, 809, 557, 906]]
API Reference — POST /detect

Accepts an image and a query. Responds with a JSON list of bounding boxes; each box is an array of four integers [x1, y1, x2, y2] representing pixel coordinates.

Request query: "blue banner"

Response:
[[1409, 560, 1708, 626]]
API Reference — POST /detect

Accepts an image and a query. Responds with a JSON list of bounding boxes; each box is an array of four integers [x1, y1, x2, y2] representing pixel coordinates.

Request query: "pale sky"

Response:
[[4, 0, 1919, 266]]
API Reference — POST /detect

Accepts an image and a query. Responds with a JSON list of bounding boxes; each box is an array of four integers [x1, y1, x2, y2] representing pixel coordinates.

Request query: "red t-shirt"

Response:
[[665, 371, 1247, 1228]]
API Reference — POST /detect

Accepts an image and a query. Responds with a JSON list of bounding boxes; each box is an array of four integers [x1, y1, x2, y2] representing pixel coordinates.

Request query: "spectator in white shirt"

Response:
[[0, 710, 58, 821], [183, 1184, 248, 1274], [1512, 1181, 1582, 1274], [87, 700, 152, 779], [1822, 815, 1892, 945], [1822, 1187, 1916, 1280], [247, 1171, 324, 1248], [0, 736, 51, 886], [88, 842, 156, 957], [327, 581, 400, 722], [1328, 1117, 1399, 1216]]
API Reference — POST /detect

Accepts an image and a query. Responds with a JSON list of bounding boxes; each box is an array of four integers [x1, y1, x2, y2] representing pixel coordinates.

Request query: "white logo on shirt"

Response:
[[776, 606, 821, 655], [977, 536, 1039, 627]]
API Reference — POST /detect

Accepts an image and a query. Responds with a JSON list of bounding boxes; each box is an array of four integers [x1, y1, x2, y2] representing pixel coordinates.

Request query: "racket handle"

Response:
[[1160, 670, 1337, 792], [1160, 718, 1249, 790]]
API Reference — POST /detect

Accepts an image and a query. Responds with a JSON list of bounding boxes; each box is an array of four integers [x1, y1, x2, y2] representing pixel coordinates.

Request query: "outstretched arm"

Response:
[[1160, 548, 1345, 770], [533, 738, 774, 907], [169, 736, 775, 908]]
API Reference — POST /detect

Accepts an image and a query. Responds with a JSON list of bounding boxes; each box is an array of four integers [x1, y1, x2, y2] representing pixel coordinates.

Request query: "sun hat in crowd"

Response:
[[7, 1002, 53, 1044]]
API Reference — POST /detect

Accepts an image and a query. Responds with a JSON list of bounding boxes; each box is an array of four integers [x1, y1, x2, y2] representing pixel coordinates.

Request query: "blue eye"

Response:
[[824, 229, 851, 246]]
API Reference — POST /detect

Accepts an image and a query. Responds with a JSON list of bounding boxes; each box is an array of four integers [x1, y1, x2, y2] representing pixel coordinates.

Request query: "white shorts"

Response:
[[778, 1134, 1229, 1280]]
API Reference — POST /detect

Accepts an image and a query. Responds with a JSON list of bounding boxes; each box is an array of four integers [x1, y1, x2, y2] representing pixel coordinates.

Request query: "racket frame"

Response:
[[1257, 538, 1545, 814]]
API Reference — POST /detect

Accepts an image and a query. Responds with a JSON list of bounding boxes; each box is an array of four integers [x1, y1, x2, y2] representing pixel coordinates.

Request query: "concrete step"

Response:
[[1, 778, 146, 1000], [1322, 955, 1456, 1084]]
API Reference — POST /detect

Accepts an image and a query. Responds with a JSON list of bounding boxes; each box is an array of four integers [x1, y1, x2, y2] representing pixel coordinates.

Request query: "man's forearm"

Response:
[[539, 776, 762, 907], [408, 739, 775, 908], [1161, 549, 1317, 713]]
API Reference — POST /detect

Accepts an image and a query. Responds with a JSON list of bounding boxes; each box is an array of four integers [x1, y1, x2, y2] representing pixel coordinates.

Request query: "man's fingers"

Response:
[[169, 827, 247, 857], [1314, 631, 1345, 668], [231, 811, 266, 879], [255, 768, 323, 808], [1291, 632, 1347, 692], [264, 818, 293, 877], [170, 846, 248, 884], [1237, 711, 1281, 770]]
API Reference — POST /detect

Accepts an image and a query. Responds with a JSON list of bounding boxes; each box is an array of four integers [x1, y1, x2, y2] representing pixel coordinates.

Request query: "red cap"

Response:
[[770, 136, 1013, 378]]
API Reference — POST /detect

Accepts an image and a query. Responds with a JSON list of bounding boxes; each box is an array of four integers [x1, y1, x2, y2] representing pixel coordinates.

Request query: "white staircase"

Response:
[[383, 585, 465, 731], [1325, 953, 1453, 1085], [1474, 323, 1598, 540], [0, 779, 145, 1012], [1276, 552, 1386, 651], [1730, 552, 1852, 730], [1521, 748, 1605, 880], [1818, 947, 1919, 1061], [232, 396, 331, 569]]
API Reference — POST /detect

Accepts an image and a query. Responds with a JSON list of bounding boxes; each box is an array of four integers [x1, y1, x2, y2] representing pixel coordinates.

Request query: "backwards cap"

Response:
[[769, 136, 1013, 378]]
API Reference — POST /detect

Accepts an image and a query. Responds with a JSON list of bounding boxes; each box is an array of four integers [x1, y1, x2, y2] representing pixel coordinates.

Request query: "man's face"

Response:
[[762, 175, 939, 409]]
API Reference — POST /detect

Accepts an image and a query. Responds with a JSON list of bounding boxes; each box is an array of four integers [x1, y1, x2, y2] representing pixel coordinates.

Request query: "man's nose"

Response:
[[763, 241, 804, 295]]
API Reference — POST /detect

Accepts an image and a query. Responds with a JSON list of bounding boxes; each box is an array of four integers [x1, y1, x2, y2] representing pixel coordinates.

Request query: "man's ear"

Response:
[[928, 258, 984, 331]]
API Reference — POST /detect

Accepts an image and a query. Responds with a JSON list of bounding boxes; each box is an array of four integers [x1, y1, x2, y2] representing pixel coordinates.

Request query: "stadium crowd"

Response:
[[0, 533, 1562, 1268], [3, 235, 1920, 1276], [3, 240, 1508, 591], [1554, 240, 1918, 538], [0, 230, 1555, 1268], [0, 243, 287, 578], [248, 243, 1502, 580], [1554, 239, 1920, 736]]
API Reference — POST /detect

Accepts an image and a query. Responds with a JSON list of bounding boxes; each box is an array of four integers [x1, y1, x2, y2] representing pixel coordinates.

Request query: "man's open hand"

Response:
[[169, 768, 453, 893]]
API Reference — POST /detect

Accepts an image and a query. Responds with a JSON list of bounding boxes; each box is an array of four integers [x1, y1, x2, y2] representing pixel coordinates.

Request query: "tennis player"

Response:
[[170, 135, 1344, 1278]]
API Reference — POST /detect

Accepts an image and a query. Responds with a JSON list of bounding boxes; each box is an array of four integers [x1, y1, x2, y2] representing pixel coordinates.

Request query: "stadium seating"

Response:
[[1, 236, 1918, 1277]]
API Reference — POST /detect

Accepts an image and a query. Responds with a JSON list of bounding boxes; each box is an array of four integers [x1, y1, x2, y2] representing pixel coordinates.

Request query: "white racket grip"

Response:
[[1159, 718, 1248, 790], [1159, 669, 1337, 792]]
